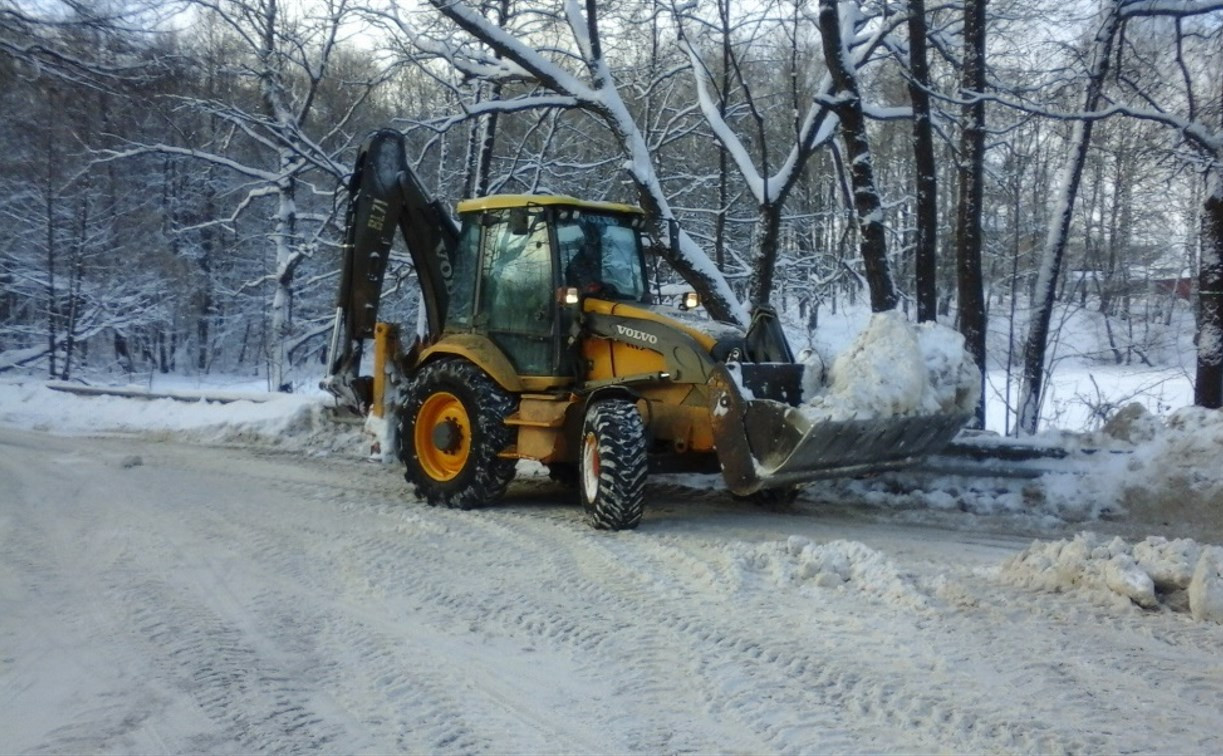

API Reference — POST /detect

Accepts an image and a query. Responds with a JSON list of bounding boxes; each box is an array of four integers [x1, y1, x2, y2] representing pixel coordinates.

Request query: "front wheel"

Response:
[[579, 399, 648, 530], [399, 358, 516, 510]]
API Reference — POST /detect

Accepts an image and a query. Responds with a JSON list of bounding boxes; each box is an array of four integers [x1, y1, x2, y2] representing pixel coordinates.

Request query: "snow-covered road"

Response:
[[2, 426, 1221, 753]]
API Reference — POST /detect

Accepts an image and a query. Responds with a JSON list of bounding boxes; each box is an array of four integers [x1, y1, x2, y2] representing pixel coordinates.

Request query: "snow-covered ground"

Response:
[[2, 366, 1223, 752]]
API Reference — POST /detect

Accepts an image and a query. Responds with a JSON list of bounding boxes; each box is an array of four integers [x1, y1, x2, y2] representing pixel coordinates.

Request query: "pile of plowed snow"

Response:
[[1000, 533, 1223, 623], [801, 310, 979, 421], [1047, 404, 1223, 537], [1106, 405, 1223, 501], [730, 537, 932, 611], [0, 379, 370, 457]]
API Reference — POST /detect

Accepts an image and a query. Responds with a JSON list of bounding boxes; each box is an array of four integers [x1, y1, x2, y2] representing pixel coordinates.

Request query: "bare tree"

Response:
[[368, 0, 747, 323], [102, 0, 384, 389], [1015, 1, 1123, 434], [907, 0, 938, 323], [0, 0, 177, 87], [677, 0, 904, 309], [955, 0, 988, 427], [815, 0, 897, 312]]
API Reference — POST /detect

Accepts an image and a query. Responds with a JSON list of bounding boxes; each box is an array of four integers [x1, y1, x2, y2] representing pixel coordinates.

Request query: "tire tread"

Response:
[[582, 400, 647, 530]]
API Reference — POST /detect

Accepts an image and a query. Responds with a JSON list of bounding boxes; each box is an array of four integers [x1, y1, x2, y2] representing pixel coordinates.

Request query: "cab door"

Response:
[[474, 208, 557, 375]]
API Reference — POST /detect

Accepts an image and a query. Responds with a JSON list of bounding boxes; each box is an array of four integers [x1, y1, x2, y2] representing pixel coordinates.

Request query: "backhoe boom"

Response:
[[323, 129, 458, 410]]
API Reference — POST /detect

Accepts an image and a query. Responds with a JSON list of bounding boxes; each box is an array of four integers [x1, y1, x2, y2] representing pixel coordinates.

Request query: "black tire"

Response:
[[579, 399, 648, 530], [399, 358, 517, 510]]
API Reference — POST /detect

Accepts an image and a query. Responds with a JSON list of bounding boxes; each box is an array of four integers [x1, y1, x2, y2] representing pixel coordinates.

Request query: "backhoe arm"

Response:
[[323, 128, 459, 411]]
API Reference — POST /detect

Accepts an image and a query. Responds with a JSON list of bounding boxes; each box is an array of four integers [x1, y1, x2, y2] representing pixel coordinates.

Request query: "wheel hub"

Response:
[[432, 418, 463, 454]]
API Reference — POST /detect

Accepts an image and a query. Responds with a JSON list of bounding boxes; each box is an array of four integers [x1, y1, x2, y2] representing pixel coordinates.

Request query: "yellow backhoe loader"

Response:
[[323, 129, 967, 529]]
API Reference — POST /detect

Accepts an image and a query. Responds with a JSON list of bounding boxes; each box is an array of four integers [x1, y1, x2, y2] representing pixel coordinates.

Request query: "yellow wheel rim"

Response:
[[414, 391, 472, 482]]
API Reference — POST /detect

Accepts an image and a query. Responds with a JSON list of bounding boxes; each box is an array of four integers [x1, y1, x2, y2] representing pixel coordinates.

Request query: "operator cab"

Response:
[[444, 195, 649, 376]]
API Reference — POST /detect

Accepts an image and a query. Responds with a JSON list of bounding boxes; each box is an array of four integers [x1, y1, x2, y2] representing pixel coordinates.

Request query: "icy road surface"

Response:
[[2, 427, 1221, 754]]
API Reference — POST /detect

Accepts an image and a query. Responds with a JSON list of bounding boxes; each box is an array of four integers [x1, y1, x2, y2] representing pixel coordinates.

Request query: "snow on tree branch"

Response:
[[377, 0, 747, 323]]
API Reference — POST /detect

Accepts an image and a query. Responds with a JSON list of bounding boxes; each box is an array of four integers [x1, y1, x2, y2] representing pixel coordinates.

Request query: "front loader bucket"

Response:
[[709, 364, 969, 495]]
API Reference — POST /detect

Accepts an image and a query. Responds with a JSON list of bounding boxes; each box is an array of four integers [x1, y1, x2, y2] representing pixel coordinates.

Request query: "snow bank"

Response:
[[1000, 532, 1223, 622], [801, 310, 979, 421], [1114, 406, 1223, 496], [1062, 404, 1223, 530], [0, 379, 369, 457], [730, 537, 931, 610]]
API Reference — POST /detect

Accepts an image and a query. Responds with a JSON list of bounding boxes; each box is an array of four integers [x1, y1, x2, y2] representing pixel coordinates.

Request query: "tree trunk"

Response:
[[61, 195, 88, 381], [908, 0, 938, 323], [1017, 1, 1122, 434], [955, 0, 988, 428], [817, 0, 897, 312], [749, 205, 784, 306], [269, 163, 297, 392], [44, 123, 58, 380], [1197, 174, 1223, 408], [463, 79, 503, 199], [714, 0, 732, 273]]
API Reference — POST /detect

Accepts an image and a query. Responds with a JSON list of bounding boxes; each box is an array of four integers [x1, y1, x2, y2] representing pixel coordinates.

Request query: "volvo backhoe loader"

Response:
[[323, 129, 967, 530]]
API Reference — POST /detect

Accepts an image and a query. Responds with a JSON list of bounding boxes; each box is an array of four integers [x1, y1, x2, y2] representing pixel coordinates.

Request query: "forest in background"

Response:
[[1, 0, 1222, 435]]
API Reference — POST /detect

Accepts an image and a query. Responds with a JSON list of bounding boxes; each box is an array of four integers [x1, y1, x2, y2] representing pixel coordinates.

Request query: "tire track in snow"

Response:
[[117, 452, 614, 753], [925, 567, 1223, 753], [347, 504, 872, 753], [210, 449, 1223, 753], [0, 442, 189, 754], [278, 475, 1136, 753], [6, 429, 1223, 754], [256, 461, 1223, 755], [112, 482, 489, 753], [114, 576, 346, 752], [380, 500, 1220, 754]]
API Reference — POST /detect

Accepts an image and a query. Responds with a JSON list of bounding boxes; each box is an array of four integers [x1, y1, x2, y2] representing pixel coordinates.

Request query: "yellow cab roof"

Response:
[[456, 194, 643, 216]]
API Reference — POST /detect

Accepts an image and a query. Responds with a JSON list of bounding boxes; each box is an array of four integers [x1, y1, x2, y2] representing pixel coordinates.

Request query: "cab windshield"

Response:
[[555, 210, 647, 302]]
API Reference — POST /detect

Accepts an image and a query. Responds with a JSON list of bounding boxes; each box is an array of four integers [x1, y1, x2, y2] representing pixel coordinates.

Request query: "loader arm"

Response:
[[323, 129, 459, 410]]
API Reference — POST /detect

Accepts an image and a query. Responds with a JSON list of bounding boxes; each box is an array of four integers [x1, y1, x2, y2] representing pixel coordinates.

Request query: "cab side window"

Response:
[[477, 210, 554, 374]]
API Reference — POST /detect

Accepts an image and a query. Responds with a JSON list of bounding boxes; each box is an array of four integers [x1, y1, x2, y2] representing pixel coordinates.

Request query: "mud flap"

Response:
[[709, 363, 969, 495]]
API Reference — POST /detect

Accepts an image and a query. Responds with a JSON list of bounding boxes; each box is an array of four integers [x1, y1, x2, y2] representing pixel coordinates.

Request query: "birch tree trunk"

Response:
[[259, 0, 305, 391], [269, 160, 298, 392]]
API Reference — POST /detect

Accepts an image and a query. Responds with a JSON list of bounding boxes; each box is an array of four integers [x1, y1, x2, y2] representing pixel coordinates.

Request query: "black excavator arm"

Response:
[[322, 129, 459, 411]]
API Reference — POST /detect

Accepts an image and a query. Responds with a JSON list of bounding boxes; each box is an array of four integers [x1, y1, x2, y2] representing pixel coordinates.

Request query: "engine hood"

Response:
[[582, 298, 745, 351]]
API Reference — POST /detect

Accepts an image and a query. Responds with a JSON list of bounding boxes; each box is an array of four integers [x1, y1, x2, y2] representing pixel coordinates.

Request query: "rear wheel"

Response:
[[579, 399, 647, 530], [399, 358, 516, 510]]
